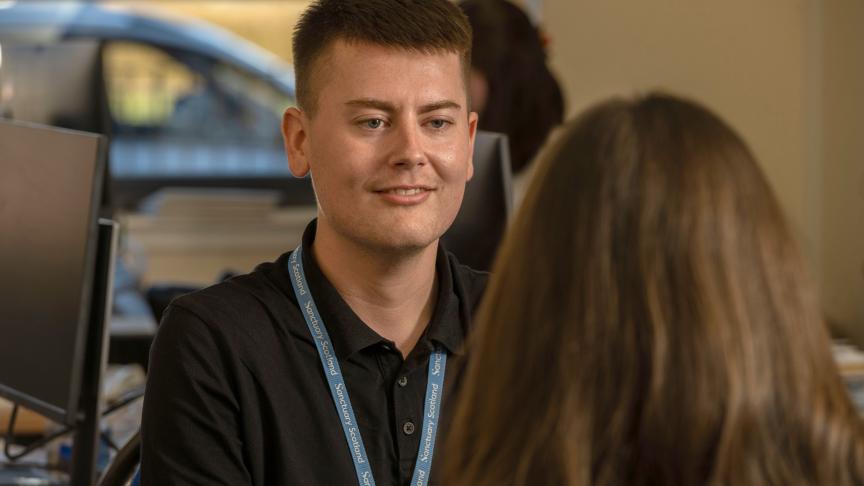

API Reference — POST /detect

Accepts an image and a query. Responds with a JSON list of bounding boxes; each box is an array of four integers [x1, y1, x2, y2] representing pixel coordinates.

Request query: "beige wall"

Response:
[[820, 0, 864, 343], [543, 0, 814, 245], [542, 0, 863, 341]]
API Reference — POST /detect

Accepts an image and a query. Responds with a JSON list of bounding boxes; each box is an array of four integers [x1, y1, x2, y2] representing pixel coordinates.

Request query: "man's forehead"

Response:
[[306, 39, 469, 111]]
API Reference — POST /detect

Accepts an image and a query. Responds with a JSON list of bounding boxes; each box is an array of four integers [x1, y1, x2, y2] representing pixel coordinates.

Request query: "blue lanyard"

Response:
[[288, 246, 447, 486]]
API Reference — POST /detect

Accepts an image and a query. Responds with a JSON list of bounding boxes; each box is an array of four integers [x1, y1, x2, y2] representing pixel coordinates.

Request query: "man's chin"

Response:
[[322, 213, 452, 257], [362, 233, 440, 256], [342, 224, 443, 256]]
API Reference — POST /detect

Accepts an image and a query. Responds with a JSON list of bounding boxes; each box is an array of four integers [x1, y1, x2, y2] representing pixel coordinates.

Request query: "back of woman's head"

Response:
[[444, 93, 864, 485]]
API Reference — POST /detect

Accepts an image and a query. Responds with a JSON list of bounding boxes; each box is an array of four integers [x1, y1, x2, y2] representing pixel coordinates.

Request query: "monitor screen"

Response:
[[442, 131, 513, 271], [0, 118, 106, 425]]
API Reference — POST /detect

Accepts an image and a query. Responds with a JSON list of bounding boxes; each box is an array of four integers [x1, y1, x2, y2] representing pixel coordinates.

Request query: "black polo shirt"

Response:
[[140, 221, 488, 486]]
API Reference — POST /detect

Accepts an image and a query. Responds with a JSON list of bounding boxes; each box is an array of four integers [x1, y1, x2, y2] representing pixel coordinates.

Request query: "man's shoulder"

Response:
[[165, 257, 297, 336], [174, 261, 275, 304]]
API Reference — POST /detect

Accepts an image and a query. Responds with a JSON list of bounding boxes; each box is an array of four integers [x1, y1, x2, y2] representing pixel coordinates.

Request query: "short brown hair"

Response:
[[292, 0, 472, 114], [444, 93, 864, 485]]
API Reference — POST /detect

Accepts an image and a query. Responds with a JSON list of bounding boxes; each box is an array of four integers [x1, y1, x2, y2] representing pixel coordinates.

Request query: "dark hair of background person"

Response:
[[443, 93, 864, 485], [292, 0, 472, 115], [459, 0, 564, 174]]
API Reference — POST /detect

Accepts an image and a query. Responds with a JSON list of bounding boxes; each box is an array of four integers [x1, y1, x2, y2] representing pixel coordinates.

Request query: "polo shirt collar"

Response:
[[298, 220, 464, 361]]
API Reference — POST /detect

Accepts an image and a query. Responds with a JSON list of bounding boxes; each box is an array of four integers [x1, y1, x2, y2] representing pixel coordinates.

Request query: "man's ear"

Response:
[[282, 107, 311, 177], [466, 111, 479, 182]]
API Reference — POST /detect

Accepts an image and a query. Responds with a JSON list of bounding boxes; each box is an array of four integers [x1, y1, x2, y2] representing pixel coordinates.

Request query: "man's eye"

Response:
[[363, 119, 385, 129], [428, 119, 451, 129]]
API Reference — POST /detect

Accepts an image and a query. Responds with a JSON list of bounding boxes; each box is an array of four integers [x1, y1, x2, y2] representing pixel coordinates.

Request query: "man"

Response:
[[140, 1, 486, 484]]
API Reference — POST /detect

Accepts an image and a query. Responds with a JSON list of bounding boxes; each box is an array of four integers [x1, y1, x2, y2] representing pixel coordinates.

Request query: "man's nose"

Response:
[[388, 122, 427, 168]]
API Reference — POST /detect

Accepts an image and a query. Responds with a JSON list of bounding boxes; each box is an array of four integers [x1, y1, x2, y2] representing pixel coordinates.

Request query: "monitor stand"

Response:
[[70, 219, 117, 486]]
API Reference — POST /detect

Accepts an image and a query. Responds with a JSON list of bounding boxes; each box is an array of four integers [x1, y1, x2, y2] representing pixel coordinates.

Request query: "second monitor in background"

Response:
[[443, 130, 513, 271]]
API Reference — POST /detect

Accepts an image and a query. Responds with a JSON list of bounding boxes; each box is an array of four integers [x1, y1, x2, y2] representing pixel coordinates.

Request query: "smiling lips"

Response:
[[375, 185, 434, 205]]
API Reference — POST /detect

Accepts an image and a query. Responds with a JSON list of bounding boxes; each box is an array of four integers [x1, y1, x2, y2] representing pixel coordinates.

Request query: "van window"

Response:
[[103, 41, 293, 180], [104, 41, 196, 131], [104, 41, 289, 142]]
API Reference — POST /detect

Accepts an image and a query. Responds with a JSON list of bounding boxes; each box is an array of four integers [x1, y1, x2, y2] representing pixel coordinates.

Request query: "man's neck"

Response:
[[312, 221, 439, 359]]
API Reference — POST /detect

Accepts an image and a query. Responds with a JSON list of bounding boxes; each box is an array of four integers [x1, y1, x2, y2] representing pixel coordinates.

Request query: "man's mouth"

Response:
[[374, 185, 434, 204], [380, 187, 428, 196]]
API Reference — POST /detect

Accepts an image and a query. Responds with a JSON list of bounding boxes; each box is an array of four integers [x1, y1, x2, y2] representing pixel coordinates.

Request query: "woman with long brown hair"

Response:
[[444, 93, 864, 485]]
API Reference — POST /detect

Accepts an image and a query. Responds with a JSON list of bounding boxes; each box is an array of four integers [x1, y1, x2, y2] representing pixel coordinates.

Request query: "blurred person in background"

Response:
[[443, 93, 864, 485], [460, 0, 564, 176]]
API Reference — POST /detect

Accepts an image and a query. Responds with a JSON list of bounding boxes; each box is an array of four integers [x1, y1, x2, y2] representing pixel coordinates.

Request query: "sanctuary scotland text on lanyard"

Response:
[[288, 246, 447, 486]]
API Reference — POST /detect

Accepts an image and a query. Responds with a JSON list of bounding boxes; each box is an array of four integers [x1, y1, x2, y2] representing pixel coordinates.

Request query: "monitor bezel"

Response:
[[0, 118, 107, 426]]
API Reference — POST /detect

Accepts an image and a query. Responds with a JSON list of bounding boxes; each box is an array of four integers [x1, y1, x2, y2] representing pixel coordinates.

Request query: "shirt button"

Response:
[[397, 376, 408, 387], [402, 421, 415, 436]]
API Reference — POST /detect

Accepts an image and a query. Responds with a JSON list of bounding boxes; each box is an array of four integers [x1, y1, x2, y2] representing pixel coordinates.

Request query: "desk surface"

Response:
[[0, 399, 48, 436], [0, 462, 67, 485]]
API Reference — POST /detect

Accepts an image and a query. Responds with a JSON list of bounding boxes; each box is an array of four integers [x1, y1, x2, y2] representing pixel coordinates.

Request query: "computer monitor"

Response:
[[0, 118, 110, 423], [0, 119, 118, 485], [442, 130, 513, 271]]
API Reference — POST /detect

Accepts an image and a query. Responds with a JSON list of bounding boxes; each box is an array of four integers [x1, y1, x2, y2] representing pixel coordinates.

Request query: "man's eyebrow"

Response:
[[418, 100, 462, 114], [344, 99, 397, 112], [343, 99, 462, 114]]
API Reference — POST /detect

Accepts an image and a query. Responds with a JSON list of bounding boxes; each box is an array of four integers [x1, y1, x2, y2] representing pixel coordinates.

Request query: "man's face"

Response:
[[284, 40, 478, 253]]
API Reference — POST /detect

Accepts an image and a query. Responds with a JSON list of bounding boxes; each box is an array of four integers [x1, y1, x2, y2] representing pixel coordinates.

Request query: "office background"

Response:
[[125, 0, 864, 345], [1, 2, 862, 480]]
